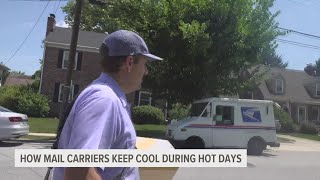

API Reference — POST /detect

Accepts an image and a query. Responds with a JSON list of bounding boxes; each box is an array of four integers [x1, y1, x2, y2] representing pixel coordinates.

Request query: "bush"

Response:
[[274, 105, 296, 133], [16, 91, 50, 117], [0, 86, 24, 111], [168, 103, 190, 120], [132, 105, 165, 125], [0, 85, 50, 117], [300, 122, 319, 135]]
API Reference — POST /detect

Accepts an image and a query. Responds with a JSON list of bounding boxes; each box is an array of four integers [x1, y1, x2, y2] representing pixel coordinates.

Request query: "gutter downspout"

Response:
[[39, 45, 46, 93]]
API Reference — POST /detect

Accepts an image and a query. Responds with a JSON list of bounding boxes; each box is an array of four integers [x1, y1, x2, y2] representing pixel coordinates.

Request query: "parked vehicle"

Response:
[[0, 106, 29, 140], [165, 97, 280, 155]]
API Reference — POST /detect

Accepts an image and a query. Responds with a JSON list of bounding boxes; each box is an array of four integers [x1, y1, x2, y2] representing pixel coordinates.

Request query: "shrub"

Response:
[[16, 91, 50, 117], [300, 122, 319, 135], [274, 105, 296, 133], [0, 85, 50, 117], [0, 86, 24, 111], [168, 103, 190, 120], [132, 105, 165, 125]]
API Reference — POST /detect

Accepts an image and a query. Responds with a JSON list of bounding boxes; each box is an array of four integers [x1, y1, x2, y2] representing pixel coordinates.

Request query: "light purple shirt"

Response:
[[52, 72, 140, 180]]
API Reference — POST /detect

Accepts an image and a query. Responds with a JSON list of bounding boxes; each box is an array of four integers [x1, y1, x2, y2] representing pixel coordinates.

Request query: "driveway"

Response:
[[271, 134, 320, 152]]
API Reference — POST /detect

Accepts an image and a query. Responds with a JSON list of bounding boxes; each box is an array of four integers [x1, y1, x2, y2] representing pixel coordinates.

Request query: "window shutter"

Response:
[[134, 91, 139, 105], [77, 52, 82, 71], [57, 49, 63, 68], [53, 82, 60, 102], [74, 84, 79, 97]]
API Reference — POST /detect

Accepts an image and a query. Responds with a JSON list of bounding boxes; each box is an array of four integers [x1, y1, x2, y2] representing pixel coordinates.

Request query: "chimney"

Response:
[[46, 14, 56, 36]]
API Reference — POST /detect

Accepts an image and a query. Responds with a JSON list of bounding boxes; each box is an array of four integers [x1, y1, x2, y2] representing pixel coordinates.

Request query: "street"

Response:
[[173, 135, 320, 180], [0, 135, 319, 180]]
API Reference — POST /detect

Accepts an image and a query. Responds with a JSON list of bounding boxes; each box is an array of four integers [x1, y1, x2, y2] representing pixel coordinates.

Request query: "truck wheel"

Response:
[[185, 136, 205, 149], [247, 138, 266, 156]]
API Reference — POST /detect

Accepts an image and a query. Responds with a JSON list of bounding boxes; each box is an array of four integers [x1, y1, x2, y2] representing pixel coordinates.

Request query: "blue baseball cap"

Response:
[[102, 30, 163, 61]]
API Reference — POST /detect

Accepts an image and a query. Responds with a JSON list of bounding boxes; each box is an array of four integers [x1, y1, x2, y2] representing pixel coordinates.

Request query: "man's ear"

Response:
[[125, 56, 134, 73]]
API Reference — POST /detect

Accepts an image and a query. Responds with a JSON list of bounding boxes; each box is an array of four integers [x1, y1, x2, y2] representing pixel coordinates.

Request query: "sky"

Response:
[[0, 0, 319, 75]]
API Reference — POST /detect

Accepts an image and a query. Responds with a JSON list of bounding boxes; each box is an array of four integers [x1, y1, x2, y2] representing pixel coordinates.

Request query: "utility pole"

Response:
[[58, 0, 106, 120], [59, 0, 84, 120]]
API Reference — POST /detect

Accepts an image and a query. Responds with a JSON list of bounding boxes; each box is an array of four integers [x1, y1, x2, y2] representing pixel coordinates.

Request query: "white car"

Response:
[[0, 106, 29, 140]]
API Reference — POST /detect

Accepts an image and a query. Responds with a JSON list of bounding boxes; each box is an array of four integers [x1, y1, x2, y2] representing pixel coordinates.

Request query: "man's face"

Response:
[[127, 55, 149, 92]]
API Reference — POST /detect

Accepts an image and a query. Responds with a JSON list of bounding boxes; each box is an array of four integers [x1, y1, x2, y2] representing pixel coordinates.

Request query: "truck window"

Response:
[[216, 106, 234, 125], [189, 102, 210, 117]]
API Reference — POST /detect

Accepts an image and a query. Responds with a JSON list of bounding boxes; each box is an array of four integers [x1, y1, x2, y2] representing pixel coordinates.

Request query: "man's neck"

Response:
[[107, 72, 130, 94]]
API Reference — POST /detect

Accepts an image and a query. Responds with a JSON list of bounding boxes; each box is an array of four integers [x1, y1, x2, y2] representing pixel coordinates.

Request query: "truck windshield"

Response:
[[189, 102, 209, 117]]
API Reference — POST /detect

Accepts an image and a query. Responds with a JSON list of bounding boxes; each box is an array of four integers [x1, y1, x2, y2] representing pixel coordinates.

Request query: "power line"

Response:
[[277, 39, 320, 51], [55, 0, 62, 14], [278, 27, 320, 40], [3, 0, 51, 65]]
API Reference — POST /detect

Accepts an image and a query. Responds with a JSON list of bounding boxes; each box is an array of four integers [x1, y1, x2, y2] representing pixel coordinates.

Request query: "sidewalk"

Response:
[[28, 133, 56, 137]]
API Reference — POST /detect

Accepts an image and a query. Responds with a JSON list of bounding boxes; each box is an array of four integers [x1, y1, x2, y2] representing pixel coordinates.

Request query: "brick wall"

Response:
[[41, 46, 138, 117], [41, 46, 102, 117]]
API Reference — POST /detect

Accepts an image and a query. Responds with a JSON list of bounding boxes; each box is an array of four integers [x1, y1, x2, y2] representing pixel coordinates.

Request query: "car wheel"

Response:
[[247, 138, 266, 156]]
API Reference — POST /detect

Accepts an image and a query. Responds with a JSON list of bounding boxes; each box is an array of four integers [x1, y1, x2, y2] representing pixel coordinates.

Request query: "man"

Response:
[[52, 30, 163, 180]]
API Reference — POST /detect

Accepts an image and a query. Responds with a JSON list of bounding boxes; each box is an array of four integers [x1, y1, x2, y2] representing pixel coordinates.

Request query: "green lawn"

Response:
[[280, 133, 320, 142], [289, 133, 320, 141], [28, 118, 167, 139], [28, 117, 59, 134]]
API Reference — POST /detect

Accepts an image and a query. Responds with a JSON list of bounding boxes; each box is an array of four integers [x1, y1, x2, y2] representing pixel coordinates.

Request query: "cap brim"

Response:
[[143, 54, 163, 61]]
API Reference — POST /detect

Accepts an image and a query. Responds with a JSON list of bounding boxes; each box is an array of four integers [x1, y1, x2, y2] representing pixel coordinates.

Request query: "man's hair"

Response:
[[99, 43, 140, 73]]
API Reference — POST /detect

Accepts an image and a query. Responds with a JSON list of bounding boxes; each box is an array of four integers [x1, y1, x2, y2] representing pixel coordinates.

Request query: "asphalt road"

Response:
[[0, 135, 319, 180], [173, 150, 320, 180], [0, 139, 52, 180]]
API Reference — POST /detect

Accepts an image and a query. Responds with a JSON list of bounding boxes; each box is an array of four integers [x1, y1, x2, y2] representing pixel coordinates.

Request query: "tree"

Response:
[[11, 71, 25, 75], [262, 50, 288, 68], [30, 59, 43, 93], [304, 58, 320, 76], [63, 0, 283, 105]]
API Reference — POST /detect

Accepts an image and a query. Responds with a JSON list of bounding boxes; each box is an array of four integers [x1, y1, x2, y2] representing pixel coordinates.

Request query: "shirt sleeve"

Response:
[[66, 92, 118, 149]]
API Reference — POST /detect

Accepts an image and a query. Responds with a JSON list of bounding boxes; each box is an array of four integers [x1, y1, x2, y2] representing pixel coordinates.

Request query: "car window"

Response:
[[0, 106, 12, 112]]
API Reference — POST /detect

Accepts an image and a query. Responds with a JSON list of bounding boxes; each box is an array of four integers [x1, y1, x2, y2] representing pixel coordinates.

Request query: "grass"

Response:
[[134, 124, 167, 139], [289, 133, 320, 141], [280, 132, 320, 142], [28, 117, 167, 139], [28, 117, 59, 134]]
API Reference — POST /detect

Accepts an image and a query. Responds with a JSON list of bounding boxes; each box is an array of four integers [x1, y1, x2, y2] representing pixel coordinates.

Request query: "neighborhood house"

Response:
[[39, 14, 151, 116], [242, 66, 320, 125]]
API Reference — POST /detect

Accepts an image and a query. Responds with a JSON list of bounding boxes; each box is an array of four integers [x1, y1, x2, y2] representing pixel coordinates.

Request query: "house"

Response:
[[241, 66, 320, 124], [40, 14, 151, 117], [3, 73, 34, 87], [0, 63, 10, 86]]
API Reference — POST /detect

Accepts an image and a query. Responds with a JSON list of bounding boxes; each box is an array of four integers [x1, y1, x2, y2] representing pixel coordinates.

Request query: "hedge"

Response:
[[132, 105, 165, 125]]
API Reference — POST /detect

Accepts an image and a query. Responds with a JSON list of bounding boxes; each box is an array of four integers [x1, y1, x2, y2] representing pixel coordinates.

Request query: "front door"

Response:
[[298, 106, 306, 123]]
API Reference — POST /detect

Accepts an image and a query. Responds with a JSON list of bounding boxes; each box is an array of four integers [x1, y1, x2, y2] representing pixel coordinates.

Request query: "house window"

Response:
[[275, 79, 283, 93], [215, 106, 234, 125], [316, 84, 320, 97], [62, 51, 78, 70], [311, 107, 320, 122], [297, 106, 306, 123], [58, 84, 75, 102], [137, 91, 152, 106]]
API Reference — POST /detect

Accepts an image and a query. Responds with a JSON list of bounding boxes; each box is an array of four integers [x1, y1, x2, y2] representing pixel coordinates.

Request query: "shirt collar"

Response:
[[97, 72, 128, 108]]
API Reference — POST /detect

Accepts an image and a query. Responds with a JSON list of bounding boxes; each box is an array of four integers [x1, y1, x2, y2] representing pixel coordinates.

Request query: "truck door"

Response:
[[212, 102, 239, 147]]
